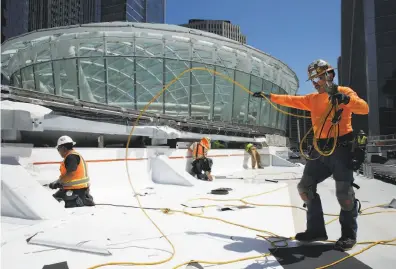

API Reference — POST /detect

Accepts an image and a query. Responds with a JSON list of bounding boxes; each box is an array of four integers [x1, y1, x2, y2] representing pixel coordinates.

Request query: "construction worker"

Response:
[[357, 130, 368, 148], [245, 143, 263, 169], [253, 59, 369, 251], [188, 137, 213, 181], [353, 130, 368, 174], [49, 135, 95, 208]]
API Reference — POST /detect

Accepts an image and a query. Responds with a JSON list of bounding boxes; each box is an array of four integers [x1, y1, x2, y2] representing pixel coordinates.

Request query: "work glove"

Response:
[[49, 180, 61, 190], [329, 92, 350, 106], [252, 92, 270, 99]]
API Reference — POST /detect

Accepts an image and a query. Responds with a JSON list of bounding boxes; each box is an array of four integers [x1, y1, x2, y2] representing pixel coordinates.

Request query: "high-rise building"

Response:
[[29, 0, 83, 31], [1, 0, 29, 43], [181, 19, 247, 44], [340, 0, 396, 136], [2, 0, 165, 43], [101, 0, 165, 23]]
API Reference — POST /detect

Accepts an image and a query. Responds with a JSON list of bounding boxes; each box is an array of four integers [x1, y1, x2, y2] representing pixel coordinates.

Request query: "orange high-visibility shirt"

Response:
[[270, 86, 369, 139], [59, 150, 90, 190]]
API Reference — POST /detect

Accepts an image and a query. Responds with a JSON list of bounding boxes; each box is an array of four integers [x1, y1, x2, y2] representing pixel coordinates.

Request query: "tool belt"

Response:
[[316, 132, 354, 150]]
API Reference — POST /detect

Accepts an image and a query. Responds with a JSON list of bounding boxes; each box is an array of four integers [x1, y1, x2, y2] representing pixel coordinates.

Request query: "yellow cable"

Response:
[[87, 67, 394, 269]]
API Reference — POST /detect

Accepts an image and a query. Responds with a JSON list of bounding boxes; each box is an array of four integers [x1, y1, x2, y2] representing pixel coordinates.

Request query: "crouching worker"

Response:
[[49, 135, 95, 208], [188, 137, 213, 181], [245, 143, 263, 169]]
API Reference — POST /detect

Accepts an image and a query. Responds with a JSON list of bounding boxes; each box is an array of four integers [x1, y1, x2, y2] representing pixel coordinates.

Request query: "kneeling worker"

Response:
[[49, 135, 95, 208], [188, 137, 213, 181], [245, 143, 263, 169]]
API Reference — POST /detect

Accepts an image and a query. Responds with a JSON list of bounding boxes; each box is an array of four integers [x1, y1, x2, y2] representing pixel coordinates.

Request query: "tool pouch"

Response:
[[350, 140, 365, 171]]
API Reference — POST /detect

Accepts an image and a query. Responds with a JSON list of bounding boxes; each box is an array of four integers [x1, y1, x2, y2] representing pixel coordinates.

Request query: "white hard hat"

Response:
[[56, 135, 76, 147]]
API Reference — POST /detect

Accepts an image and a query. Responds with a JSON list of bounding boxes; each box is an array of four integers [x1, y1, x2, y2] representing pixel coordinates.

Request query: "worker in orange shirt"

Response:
[[48, 135, 95, 208], [188, 137, 213, 181], [253, 59, 369, 251]]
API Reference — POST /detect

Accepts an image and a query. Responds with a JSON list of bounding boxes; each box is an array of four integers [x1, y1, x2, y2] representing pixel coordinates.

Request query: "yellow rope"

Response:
[[86, 67, 395, 269]]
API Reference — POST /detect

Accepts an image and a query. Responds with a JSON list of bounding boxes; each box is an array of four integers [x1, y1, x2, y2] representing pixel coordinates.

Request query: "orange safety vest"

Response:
[[59, 150, 89, 190], [270, 86, 369, 139], [190, 142, 209, 160]]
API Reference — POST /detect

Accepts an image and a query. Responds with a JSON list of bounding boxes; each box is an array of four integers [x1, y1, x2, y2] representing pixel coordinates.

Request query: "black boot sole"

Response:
[[295, 236, 328, 243], [334, 243, 356, 252]]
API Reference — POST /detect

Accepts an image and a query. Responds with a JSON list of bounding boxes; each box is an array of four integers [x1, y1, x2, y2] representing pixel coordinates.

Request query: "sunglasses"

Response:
[[311, 75, 326, 83]]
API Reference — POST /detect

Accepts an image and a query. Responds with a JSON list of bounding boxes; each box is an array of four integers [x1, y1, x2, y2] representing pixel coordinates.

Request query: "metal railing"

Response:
[[368, 134, 396, 142]]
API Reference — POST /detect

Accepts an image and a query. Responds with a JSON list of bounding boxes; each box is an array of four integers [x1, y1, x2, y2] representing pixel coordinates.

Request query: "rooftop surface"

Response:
[[2, 160, 396, 269]]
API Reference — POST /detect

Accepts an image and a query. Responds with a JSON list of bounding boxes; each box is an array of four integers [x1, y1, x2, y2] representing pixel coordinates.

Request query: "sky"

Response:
[[166, 0, 341, 95]]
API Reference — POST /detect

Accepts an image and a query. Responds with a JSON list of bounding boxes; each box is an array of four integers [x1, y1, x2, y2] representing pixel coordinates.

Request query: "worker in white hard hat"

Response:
[[48, 135, 95, 208]]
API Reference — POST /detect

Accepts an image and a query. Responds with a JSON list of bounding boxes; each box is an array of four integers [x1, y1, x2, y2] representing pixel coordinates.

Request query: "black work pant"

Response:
[[53, 187, 95, 208], [297, 142, 358, 239], [191, 158, 213, 180]]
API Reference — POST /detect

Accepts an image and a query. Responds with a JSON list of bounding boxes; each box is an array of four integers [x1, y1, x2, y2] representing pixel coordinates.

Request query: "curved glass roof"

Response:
[[1, 22, 299, 94]]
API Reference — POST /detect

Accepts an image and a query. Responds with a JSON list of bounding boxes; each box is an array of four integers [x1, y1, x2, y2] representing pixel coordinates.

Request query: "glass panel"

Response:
[[10, 72, 22, 89], [36, 42, 51, 62], [214, 67, 234, 122], [164, 40, 190, 60], [106, 40, 134, 57], [54, 59, 78, 99], [192, 43, 214, 64], [136, 57, 163, 113], [107, 57, 135, 107], [21, 66, 35, 90], [164, 59, 190, 117], [215, 47, 235, 69], [34, 62, 55, 94], [79, 58, 106, 103], [271, 84, 281, 129], [78, 39, 104, 57], [259, 80, 272, 127], [190, 62, 214, 121], [232, 71, 249, 123], [135, 37, 163, 58], [247, 76, 262, 125]]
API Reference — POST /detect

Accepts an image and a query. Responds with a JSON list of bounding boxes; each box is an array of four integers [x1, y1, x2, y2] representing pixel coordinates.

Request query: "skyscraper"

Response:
[[2, 0, 165, 43], [101, 0, 165, 23], [1, 0, 29, 42], [340, 0, 396, 136]]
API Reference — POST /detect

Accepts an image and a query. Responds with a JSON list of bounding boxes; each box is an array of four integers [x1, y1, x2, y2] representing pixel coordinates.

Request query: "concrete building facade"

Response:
[[181, 19, 247, 44]]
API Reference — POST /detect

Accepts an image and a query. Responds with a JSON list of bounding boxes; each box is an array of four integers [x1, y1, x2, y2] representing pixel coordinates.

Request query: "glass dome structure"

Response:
[[1, 22, 299, 133]]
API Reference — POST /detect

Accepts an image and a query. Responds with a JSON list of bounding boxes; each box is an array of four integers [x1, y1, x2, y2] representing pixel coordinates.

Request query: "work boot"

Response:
[[295, 194, 328, 242], [295, 231, 328, 242], [334, 237, 356, 251], [335, 199, 359, 251]]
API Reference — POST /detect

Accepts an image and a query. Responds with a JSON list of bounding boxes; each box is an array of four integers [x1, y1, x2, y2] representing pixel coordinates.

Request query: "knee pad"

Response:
[[336, 181, 355, 211], [297, 181, 316, 202]]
